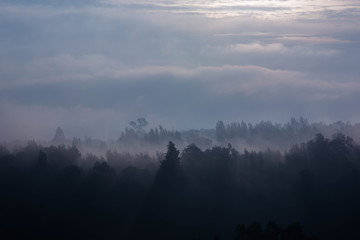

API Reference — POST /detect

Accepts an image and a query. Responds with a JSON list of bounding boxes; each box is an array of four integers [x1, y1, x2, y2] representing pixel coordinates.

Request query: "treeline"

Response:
[[67, 118, 360, 154], [214, 118, 360, 149], [1, 133, 360, 239], [118, 118, 360, 147], [118, 125, 183, 145], [215, 118, 313, 143]]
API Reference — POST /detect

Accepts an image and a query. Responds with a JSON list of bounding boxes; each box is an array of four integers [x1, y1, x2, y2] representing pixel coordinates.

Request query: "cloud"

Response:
[[276, 36, 354, 45], [211, 42, 337, 56], [3, 0, 360, 21], [102, 0, 360, 20], [0, 54, 196, 89], [1, 0, 360, 139], [189, 65, 360, 100], [2, 53, 360, 103], [2, 50, 359, 96], [2, 53, 358, 98], [213, 42, 338, 56]]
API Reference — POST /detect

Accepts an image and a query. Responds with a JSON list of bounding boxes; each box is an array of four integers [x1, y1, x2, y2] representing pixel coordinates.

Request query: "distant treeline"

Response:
[[63, 118, 360, 153], [1, 131, 360, 239]]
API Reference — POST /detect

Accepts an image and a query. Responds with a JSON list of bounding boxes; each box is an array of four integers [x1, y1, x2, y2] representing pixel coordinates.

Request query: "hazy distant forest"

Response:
[[1, 118, 360, 239]]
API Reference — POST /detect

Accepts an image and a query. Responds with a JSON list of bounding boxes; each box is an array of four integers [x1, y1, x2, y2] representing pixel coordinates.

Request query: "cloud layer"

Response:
[[1, 0, 360, 140]]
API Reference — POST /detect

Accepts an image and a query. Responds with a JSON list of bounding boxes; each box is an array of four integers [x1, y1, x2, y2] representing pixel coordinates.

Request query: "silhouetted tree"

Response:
[[53, 127, 66, 144], [264, 221, 281, 240], [216, 121, 226, 141], [161, 141, 180, 169], [247, 221, 263, 240], [235, 224, 247, 240], [133, 141, 186, 240], [281, 222, 304, 240]]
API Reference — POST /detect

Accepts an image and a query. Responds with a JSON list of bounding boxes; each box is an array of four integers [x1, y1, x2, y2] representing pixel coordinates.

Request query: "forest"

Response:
[[1, 118, 360, 239]]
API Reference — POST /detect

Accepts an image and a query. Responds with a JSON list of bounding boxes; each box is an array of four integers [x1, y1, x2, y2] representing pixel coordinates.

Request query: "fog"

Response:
[[2, 0, 360, 239], [1, 120, 360, 239], [4, 117, 360, 155]]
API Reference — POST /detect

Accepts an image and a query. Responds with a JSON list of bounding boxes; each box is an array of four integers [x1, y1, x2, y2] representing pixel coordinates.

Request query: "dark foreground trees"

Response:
[[133, 141, 187, 240], [234, 221, 318, 240], [0, 134, 360, 239]]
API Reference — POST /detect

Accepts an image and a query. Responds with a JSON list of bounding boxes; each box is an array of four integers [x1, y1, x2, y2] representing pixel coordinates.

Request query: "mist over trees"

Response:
[[1, 118, 360, 239], [30, 117, 360, 158], [115, 117, 360, 149]]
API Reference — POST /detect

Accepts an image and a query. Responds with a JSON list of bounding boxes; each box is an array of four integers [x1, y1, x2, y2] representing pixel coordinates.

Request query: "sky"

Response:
[[1, 0, 360, 140]]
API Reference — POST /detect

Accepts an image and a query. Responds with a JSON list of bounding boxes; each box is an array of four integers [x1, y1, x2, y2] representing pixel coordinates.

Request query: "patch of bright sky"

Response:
[[104, 0, 360, 19]]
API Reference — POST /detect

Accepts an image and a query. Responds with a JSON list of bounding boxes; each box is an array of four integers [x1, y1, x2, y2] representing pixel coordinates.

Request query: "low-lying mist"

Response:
[[4, 117, 359, 158], [1, 118, 360, 239]]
